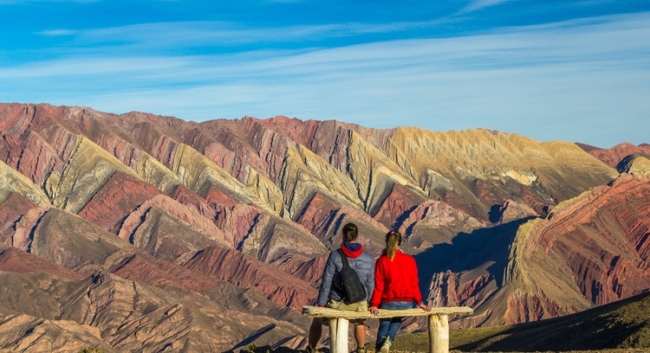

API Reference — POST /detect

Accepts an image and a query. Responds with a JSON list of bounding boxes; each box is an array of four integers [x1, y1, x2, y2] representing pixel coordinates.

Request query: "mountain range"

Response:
[[0, 102, 649, 351]]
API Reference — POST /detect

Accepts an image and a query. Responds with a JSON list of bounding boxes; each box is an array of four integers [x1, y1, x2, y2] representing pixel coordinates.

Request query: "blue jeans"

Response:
[[376, 301, 414, 348]]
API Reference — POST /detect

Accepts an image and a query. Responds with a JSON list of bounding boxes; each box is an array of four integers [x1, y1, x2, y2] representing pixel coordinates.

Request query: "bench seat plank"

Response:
[[302, 306, 473, 319]]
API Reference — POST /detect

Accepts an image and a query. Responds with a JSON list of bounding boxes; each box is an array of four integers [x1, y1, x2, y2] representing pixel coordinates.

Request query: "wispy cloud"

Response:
[[0, 0, 96, 3], [458, 0, 510, 14], [38, 29, 77, 36], [34, 20, 446, 51], [3, 12, 650, 147], [265, 0, 306, 3]]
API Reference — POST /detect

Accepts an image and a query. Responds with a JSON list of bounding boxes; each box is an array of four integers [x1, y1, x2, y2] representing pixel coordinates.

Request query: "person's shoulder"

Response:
[[403, 251, 418, 264], [327, 249, 341, 260], [360, 251, 375, 262], [397, 249, 415, 260], [375, 253, 390, 264], [403, 249, 415, 257]]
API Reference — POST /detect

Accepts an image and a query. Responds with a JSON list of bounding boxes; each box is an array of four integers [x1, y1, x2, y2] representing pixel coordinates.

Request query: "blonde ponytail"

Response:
[[385, 230, 402, 260]]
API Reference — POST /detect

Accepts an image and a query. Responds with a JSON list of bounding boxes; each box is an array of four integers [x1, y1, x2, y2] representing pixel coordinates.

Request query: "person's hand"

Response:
[[369, 306, 380, 315], [417, 302, 431, 311]]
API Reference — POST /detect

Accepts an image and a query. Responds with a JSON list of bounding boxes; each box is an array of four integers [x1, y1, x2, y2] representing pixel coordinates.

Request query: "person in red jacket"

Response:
[[369, 230, 431, 352]]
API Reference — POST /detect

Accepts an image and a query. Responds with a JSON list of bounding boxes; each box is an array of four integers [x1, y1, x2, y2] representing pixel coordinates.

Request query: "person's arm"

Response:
[[369, 258, 385, 315], [363, 254, 375, 304], [316, 252, 336, 306], [411, 256, 431, 311]]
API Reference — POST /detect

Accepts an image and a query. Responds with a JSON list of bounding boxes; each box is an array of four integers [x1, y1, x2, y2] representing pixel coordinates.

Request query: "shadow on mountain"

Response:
[[488, 203, 507, 224], [616, 152, 650, 173], [414, 217, 536, 300], [454, 291, 650, 351], [230, 324, 277, 352], [231, 346, 327, 353]]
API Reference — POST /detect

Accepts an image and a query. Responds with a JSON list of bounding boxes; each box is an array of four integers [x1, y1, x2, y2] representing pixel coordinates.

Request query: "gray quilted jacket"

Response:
[[316, 246, 375, 306]]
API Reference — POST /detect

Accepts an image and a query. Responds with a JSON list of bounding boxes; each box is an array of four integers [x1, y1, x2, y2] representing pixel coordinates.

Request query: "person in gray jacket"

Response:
[[307, 222, 375, 353]]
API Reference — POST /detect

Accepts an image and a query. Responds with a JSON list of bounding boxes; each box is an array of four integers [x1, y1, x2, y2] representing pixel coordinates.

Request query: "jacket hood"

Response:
[[340, 242, 363, 259]]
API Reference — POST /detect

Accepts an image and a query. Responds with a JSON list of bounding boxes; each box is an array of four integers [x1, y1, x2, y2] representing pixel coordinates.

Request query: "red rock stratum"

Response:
[[0, 102, 647, 351]]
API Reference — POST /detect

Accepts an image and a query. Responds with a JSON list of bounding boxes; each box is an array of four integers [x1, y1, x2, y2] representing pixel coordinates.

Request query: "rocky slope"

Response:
[[579, 142, 650, 170], [0, 102, 648, 351], [0, 250, 308, 352], [431, 174, 650, 328]]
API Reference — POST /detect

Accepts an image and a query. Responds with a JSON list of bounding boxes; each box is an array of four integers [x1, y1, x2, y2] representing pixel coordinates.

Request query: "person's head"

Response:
[[341, 222, 359, 242], [385, 230, 402, 260]]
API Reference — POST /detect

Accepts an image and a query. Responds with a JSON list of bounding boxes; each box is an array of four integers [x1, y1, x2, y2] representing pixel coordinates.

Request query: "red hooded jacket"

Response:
[[370, 249, 423, 308]]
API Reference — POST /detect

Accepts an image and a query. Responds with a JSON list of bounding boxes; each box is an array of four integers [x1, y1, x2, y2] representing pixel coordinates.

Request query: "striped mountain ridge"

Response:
[[0, 102, 649, 350]]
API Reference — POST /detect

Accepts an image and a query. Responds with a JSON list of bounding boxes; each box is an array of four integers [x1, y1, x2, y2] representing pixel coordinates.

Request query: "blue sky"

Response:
[[1, 1, 649, 148]]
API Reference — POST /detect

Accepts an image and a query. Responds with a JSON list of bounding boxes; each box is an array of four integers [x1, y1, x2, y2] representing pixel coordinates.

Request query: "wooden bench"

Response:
[[302, 306, 473, 353]]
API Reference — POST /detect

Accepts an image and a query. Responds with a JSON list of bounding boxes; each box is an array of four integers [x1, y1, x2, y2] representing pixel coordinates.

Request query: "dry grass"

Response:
[[389, 292, 650, 352]]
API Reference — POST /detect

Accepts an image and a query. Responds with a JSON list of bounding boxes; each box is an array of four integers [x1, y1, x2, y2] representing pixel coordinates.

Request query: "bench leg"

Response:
[[336, 318, 349, 353], [328, 318, 349, 353], [329, 318, 338, 351], [428, 314, 449, 353]]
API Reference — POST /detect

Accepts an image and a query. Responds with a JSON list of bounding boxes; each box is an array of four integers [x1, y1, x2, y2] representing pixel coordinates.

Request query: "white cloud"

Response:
[[458, 0, 510, 14], [38, 29, 78, 36], [3, 12, 650, 148], [34, 20, 448, 50], [1, 0, 96, 3]]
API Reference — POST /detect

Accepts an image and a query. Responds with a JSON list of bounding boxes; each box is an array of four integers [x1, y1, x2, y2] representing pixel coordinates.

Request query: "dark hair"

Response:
[[342, 223, 359, 242], [385, 230, 402, 260]]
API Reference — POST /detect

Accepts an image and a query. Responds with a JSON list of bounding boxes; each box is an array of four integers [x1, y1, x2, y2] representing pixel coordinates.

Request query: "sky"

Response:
[[1, 1, 649, 148]]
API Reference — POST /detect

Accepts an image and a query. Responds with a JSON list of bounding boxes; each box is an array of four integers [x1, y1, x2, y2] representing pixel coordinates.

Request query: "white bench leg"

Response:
[[329, 318, 338, 351], [428, 314, 449, 353], [328, 318, 349, 353]]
